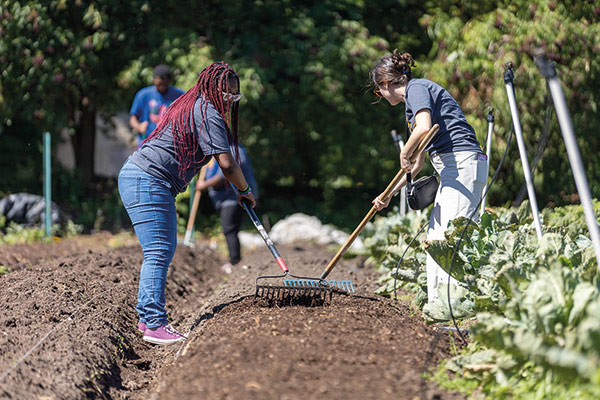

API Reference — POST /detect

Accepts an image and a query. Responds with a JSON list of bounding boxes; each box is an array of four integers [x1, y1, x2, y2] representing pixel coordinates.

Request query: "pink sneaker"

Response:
[[143, 324, 186, 345], [137, 321, 146, 333]]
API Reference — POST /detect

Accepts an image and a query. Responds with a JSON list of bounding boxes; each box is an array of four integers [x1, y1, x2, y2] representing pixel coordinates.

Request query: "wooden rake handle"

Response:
[[185, 165, 207, 234], [320, 124, 439, 280]]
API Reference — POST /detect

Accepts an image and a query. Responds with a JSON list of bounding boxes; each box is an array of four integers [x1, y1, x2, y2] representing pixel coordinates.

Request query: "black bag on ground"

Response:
[[0, 193, 66, 226], [406, 173, 439, 210]]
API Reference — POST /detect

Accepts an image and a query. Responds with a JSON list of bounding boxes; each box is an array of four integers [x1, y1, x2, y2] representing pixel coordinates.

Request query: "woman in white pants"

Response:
[[371, 50, 488, 303]]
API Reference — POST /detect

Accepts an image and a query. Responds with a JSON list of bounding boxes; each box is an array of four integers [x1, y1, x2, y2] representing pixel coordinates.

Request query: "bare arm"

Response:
[[213, 152, 256, 208], [196, 174, 226, 191], [399, 110, 432, 173], [129, 114, 148, 135], [372, 144, 427, 211]]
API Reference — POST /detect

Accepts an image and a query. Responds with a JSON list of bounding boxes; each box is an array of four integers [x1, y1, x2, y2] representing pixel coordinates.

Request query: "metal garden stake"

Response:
[[534, 49, 600, 269], [504, 61, 544, 239], [391, 129, 407, 216], [480, 108, 494, 216]]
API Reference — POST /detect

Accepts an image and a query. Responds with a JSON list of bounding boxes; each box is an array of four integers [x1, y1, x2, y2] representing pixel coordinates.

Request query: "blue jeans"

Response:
[[118, 159, 177, 329]]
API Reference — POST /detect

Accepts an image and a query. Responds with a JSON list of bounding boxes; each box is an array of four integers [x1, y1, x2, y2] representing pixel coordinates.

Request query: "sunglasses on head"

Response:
[[222, 91, 243, 102]]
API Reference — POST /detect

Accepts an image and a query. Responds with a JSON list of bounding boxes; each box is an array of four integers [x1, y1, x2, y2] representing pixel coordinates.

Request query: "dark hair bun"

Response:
[[391, 49, 415, 75]]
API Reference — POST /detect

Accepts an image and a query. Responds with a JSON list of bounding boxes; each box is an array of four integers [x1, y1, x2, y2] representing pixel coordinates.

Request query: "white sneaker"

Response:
[[221, 262, 233, 274]]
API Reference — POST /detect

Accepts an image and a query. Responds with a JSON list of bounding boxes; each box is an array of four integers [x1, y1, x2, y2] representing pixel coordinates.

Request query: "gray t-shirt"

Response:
[[405, 79, 481, 155], [129, 96, 231, 195]]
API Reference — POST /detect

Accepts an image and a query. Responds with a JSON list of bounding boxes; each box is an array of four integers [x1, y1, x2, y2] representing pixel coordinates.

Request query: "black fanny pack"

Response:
[[406, 172, 439, 210]]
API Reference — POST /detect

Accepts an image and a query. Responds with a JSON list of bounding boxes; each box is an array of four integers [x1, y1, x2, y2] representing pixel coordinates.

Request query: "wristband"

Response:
[[238, 186, 252, 197]]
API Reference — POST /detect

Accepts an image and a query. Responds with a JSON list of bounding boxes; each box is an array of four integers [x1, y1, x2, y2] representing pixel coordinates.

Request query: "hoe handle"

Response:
[[320, 124, 439, 280], [185, 166, 207, 235], [242, 201, 289, 273]]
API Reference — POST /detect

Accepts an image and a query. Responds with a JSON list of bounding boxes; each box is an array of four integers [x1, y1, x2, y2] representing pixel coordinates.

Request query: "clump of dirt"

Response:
[[0, 234, 465, 400]]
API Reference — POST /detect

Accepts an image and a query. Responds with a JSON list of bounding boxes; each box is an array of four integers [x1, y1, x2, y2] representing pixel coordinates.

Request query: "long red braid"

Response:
[[142, 62, 240, 178]]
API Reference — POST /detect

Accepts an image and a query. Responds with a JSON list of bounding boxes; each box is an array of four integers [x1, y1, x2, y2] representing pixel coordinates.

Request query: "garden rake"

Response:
[[241, 200, 355, 303], [320, 124, 440, 280]]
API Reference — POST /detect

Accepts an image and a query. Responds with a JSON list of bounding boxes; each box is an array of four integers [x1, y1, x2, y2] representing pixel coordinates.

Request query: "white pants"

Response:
[[426, 151, 488, 301]]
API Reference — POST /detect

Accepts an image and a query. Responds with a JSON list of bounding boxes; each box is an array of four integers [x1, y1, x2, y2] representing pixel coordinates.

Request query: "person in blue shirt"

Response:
[[370, 50, 488, 305], [196, 144, 259, 274], [118, 62, 256, 345], [129, 64, 185, 146]]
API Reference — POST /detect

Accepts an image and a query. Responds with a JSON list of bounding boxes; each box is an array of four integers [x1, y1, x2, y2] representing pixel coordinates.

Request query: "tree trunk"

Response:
[[71, 101, 96, 186]]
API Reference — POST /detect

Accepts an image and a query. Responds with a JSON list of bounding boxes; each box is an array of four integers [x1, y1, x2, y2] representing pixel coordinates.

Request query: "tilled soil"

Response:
[[0, 233, 465, 400]]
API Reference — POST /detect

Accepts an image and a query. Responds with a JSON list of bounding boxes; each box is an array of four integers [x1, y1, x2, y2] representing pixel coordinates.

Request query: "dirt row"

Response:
[[0, 233, 465, 399]]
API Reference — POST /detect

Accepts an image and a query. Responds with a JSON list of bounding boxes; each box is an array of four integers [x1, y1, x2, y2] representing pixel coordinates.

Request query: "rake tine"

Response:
[[326, 280, 355, 293]]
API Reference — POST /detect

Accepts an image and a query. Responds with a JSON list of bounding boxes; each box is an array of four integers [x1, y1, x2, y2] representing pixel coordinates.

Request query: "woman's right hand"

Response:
[[372, 194, 391, 211], [138, 121, 149, 135]]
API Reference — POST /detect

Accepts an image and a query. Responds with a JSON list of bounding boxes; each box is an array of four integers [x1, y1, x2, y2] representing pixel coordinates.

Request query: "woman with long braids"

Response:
[[118, 62, 256, 345], [370, 50, 488, 305]]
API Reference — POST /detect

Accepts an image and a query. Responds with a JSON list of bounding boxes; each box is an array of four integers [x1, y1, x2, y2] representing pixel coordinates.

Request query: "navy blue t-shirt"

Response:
[[405, 79, 481, 155], [129, 97, 231, 195]]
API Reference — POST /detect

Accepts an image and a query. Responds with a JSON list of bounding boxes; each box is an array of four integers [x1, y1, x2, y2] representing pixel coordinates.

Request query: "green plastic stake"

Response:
[[43, 132, 51, 237]]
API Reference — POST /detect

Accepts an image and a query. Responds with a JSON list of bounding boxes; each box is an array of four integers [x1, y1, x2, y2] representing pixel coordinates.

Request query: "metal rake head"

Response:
[[255, 284, 333, 304]]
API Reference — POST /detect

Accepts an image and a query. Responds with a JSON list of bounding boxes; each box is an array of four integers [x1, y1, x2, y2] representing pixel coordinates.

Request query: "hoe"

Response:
[[320, 124, 440, 280], [241, 200, 355, 302]]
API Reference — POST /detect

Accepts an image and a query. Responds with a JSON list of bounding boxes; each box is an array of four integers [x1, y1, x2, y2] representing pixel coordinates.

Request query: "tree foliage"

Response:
[[1, 0, 599, 229], [0, 0, 148, 182], [419, 0, 600, 206]]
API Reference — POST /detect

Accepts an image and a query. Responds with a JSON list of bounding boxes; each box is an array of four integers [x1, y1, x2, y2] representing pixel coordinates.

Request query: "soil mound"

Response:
[[0, 234, 464, 400]]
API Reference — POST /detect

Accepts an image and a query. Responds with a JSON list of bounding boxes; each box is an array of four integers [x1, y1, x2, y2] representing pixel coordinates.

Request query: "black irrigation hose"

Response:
[[530, 89, 553, 176], [393, 221, 429, 300], [514, 90, 553, 204]]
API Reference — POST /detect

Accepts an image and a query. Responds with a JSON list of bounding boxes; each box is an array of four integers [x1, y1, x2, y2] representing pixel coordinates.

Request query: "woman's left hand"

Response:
[[238, 192, 256, 208], [400, 148, 414, 173]]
